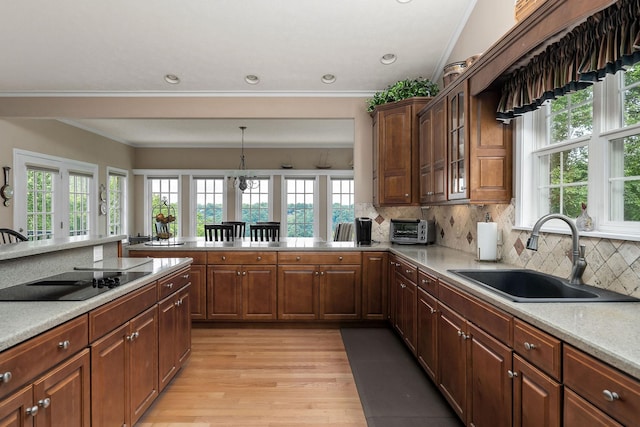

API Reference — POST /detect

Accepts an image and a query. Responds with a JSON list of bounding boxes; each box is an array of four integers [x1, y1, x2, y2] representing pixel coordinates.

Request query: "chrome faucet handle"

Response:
[[579, 244, 586, 258]]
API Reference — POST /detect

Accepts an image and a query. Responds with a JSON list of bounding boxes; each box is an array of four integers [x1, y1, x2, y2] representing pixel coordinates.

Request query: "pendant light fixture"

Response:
[[232, 126, 258, 192]]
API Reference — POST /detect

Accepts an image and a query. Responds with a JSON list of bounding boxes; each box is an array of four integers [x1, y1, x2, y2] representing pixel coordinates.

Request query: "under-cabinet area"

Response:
[[0, 263, 192, 427]]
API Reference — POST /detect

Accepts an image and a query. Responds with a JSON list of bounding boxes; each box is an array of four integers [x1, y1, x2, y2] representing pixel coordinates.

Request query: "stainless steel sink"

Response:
[[448, 269, 639, 302]]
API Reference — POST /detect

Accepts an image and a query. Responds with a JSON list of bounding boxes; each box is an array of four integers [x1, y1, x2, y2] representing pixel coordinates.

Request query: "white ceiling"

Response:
[[0, 0, 476, 147]]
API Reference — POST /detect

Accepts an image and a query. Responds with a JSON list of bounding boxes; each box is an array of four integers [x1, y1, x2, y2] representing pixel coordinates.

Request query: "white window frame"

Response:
[[144, 175, 182, 237], [516, 68, 640, 240], [327, 174, 355, 240], [13, 149, 98, 239], [235, 176, 274, 224], [282, 175, 319, 238], [190, 175, 227, 237], [107, 167, 128, 236]]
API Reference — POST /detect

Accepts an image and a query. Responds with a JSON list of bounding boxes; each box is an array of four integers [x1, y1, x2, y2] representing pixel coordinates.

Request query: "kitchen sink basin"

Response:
[[448, 269, 639, 302]]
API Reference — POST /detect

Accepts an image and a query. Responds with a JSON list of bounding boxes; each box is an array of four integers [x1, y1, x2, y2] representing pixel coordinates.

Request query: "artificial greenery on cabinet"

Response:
[[367, 77, 439, 113]]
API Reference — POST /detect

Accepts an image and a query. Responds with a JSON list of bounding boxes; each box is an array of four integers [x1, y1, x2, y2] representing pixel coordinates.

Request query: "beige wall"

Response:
[[0, 118, 135, 231]]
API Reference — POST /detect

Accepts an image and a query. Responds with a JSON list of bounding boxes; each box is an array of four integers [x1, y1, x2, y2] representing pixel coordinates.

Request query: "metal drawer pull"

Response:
[[26, 406, 38, 416], [164, 282, 174, 289], [182, 274, 190, 279], [429, 308, 436, 314], [523, 342, 536, 351], [507, 370, 518, 378], [38, 398, 51, 408], [58, 340, 70, 349], [126, 331, 140, 341], [296, 256, 301, 261], [0, 372, 12, 383], [221, 256, 226, 261], [405, 269, 411, 274], [602, 390, 620, 402], [257, 256, 262, 261], [457, 330, 470, 340], [338, 256, 343, 261]]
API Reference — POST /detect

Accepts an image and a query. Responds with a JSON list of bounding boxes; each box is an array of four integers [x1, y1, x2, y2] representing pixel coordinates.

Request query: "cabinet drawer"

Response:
[[418, 269, 438, 296], [0, 315, 88, 399], [278, 252, 361, 265], [393, 257, 417, 283], [89, 282, 157, 342], [513, 319, 561, 380], [439, 280, 512, 346], [158, 267, 191, 300], [564, 345, 640, 426], [208, 251, 277, 265], [130, 250, 206, 264]]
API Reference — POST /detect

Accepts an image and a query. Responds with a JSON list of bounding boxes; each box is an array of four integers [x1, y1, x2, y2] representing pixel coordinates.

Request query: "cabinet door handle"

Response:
[[0, 371, 12, 384], [457, 330, 470, 340], [429, 308, 436, 314], [242, 271, 247, 276], [523, 342, 536, 351], [315, 271, 319, 276], [257, 256, 262, 261], [404, 193, 409, 197], [38, 398, 51, 408], [127, 331, 139, 341], [602, 390, 620, 402], [221, 256, 226, 261], [164, 282, 174, 289], [296, 256, 301, 261], [338, 256, 343, 261], [26, 405, 39, 416], [182, 274, 190, 279], [237, 271, 241, 276], [405, 269, 411, 274], [58, 340, 70, 350], [507, 370, 518, 378]]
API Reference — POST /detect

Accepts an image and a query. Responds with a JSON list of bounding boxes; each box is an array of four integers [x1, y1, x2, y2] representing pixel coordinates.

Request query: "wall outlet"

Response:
[[93, 245, 104, 262]]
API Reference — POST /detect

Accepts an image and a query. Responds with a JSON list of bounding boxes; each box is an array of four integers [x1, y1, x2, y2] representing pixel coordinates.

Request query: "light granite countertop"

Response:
[[0, 234, 126, 262], [0, 257, 192, 352], [389, 245, 640, 381]]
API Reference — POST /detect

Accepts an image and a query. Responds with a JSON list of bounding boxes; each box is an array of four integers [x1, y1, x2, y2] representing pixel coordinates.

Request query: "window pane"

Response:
[[108, 174, 125, 235], [623, 64, 640, 126], [149, 177, 179, 236], [286, 178, 315, 237], [240, 179, 270, 225], [26, 169, 55, 240], [194, 177, 224, 236], [538, 146, 589, 217], [549, 86, 593, 143], [610, 135, 640, 221]]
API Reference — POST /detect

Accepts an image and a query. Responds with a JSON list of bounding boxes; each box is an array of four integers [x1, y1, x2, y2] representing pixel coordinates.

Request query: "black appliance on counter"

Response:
[[355, 217, 372, 246], [0, 271, 151, 301]]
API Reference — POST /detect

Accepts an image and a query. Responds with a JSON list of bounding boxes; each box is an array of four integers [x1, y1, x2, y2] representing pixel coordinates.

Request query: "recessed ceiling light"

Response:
[[396, 0, 412, 3], [245, 75, 260, 85], [164, 74, 180, 84], [321, 74, 336, 84], [380, 54, 397, 65]]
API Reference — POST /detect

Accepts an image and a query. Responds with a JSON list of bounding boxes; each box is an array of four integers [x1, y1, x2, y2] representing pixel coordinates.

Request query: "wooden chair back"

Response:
[[222, 221, 246, 238], [204, 224, 235, 242], [0, 228, 28, 244], [249, 224, 280, 241]]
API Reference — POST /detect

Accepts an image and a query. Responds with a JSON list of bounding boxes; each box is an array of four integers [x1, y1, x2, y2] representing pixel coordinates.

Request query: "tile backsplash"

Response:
[[356, 202, 640, 298]]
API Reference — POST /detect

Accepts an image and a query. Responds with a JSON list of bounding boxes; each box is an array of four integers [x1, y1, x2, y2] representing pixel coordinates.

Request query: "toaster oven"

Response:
[[390, 219, 436, 245]]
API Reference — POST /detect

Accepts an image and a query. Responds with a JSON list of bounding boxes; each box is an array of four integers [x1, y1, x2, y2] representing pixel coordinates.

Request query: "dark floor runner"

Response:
[[341, 327, 463, 427]]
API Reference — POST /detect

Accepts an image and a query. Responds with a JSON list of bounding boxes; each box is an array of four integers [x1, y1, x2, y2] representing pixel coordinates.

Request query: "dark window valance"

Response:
[[497, 0, 640, 121]]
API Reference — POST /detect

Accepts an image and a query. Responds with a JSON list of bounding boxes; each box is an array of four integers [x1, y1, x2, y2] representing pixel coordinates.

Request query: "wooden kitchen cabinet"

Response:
[[128, 250, 206, 320], [278, 252, 361, 321], [91, 305, 158, 427], [207, 252, 277, 320], [158, 284, 191, 392], [390, 257, 418, 354], [0, 348, 90, 427], [372, 97, 431, 206], [447, 80, 469, 201], [512, 354, 561, 427], [362, 251, 388, 320], [417, 287, 438, 382], [419, 98, 447, 204], [564, 388, 623, 427]]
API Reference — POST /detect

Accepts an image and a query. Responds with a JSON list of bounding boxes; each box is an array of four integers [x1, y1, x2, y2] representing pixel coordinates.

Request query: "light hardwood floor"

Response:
[[137, 328, 368, 427]]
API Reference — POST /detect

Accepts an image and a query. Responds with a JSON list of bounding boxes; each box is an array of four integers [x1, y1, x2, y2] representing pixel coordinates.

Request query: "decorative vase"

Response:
[[576, 202, 594, 231]]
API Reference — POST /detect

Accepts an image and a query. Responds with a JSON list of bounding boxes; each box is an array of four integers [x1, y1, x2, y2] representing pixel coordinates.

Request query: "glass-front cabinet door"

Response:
[[448, 81, 469, 200]]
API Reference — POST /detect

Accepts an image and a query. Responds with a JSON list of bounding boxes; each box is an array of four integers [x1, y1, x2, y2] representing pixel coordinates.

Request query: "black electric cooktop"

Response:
[[0, 271, 151, 301]]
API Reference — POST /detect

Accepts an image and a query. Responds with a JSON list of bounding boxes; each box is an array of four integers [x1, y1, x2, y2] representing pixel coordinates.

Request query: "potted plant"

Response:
[[366, 77, 439, 113]]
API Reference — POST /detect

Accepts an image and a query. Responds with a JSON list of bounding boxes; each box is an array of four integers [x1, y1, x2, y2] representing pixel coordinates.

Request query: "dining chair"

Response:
[[222, 221, 246, 238], [249, 224, 280, 241], [204, 224, 235, 242], [0, 228, 28, 244]]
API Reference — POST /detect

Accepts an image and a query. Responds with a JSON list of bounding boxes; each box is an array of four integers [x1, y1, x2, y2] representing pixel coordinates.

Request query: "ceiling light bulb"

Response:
[[380, 54, 397, 65], [396, 0, 412, 3], [245, 75, 260, 85], [321, 74, 336, 84], [164, 74, 180, 84]]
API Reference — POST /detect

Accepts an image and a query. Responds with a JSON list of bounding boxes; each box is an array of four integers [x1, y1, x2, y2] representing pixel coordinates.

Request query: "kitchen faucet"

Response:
[[526, 213, 587, 285]]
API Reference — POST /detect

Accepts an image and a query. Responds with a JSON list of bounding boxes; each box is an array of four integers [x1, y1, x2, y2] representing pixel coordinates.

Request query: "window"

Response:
[[239, 178, 270, 226], [148, 177, 180, 236], [68, 172, 92, 236], [285, 177, 316, 237], [108, 169, 127, 235], [194, 177, 225, 237], [14, 150, 98, 240], [518, 64, 640, 238], [26, 167, 56, 240], [330, 177, 354, 233]]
